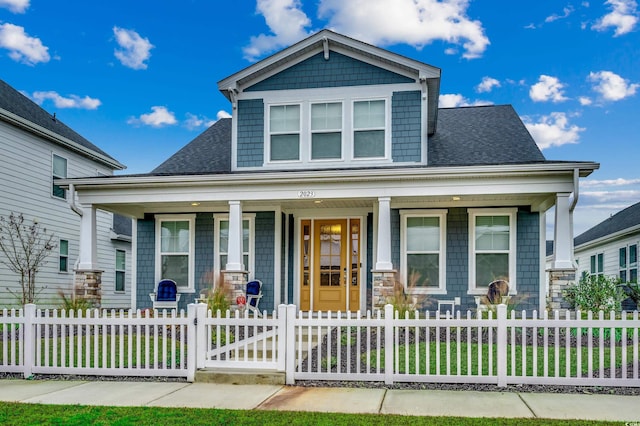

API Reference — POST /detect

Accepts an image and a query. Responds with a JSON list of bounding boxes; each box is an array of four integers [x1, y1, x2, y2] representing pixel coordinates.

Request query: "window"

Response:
[[52, 154, 67, 199], [353, 100, 386, 158], [269, 104, 300, 161], [59, 239, 68, 272], [214, 214, 255, 283], [468, 208, 517, 294], [311, 102, 342, 160], [401, 210, 447, 293], [590, 253, 604, 278], [619, 244, 638, 283], [115, 249, 126, 292], [155, 215, 195, 292]]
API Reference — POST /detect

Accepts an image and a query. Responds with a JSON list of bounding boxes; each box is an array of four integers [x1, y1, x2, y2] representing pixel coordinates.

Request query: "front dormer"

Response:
[[218, 30, 441, 171]]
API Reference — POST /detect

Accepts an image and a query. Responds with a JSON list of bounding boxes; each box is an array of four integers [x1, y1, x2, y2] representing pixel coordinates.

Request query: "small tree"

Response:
[[0, 212, 57, 305], [564, 271, 626, 313]]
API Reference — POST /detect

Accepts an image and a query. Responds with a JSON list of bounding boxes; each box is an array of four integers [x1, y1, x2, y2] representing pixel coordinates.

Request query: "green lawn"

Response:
[[0, 402, 622, 426], [366, 341, 635, 377]]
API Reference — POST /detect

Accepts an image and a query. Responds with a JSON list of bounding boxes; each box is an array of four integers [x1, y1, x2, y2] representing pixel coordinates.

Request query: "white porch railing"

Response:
[[1, 304, 639, 388]]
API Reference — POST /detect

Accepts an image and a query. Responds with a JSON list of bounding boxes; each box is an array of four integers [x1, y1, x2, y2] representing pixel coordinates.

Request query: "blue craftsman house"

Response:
[[62, 30, 598, 313]]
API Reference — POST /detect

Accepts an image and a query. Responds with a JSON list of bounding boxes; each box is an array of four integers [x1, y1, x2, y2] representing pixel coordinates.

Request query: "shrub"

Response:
[[563, 272, 626, 313], [623, 281, 640, 307], [201, 277, 232, 314], [58, 289, 92, 312], [385, 271, 432, 318]]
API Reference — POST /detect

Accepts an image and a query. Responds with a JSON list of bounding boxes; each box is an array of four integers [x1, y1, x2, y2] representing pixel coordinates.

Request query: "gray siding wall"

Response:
[[237, 99, 264, 168], [136, 218, 155, 309], [255, 212, 275, 310], [245, 52, 413, 92], [516, 210, 540, 311], [392, 91, 422, 163], [193, 213, 215, 309], [389, 207, 541, 311]]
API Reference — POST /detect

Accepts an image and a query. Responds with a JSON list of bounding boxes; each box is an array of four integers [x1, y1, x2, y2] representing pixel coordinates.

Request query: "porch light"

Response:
[[191, 202, 201, 206], [314, 200, 323, 204], [452, 196, 461, 201]]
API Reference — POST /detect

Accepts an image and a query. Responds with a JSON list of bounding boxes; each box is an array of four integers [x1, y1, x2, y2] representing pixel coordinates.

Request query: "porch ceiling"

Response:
[[95, 193, 554, 218]]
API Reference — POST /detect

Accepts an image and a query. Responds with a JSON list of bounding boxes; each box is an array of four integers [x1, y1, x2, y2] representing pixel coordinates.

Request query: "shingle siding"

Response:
[[136, 218, 155, 309], [237, 99, 264, 168], [516, 210, 540, 311], [392, 91, 422, 163], [445, 207, 472, 307], [245, 52, 413, 92], [255, 212, 275, 310], [194, 213, 215, 308]]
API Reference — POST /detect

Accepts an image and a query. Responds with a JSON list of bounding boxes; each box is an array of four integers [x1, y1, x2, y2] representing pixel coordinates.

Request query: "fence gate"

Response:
[[195, 304, 287, 371]]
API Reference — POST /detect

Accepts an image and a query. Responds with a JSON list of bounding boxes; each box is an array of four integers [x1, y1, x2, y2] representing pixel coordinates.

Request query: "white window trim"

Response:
[[115, 249, 126, 293], [400, 209, 447, 295], [214, 213, 256, 285], [262, 88, 392, 169], [155, 214, 196, 293], [52, 153, 68, 200], [468, 208, 517, 295]]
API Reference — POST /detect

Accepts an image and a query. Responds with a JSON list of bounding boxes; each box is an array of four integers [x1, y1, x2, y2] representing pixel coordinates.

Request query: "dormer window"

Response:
[[311, 102, 342, 160], [354, 100, 385, 158], [269, 104, 300, 161]]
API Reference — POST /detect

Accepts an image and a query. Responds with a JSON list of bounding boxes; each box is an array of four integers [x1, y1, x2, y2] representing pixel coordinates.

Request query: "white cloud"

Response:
[[32, 91, 101, 110], [243, 0, 312, 61], [438, 93, 493, 108], [592, 0, 639, 36], [578, 96, 593, 105], [581, 177, 640, 187], [0, 23, 49, 65], [529, 75, 568, 102], [522, 112, 584, 149], [184, 110, 232, 130], [245, 0, 490, 60], [113, 27, 154, 70], [545, 6, 574, 22], [588, 70, 639, 101], [128, 106, 176, 127], [581, 189, 640, 203], [318, 0, 489, 59], [476, 76, 500, 93], [0, 0, 29, 13]]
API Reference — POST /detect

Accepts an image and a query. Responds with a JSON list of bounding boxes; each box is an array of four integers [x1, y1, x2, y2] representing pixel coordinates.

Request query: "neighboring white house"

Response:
[[574, 201, 639, 284], [0, 79, 131, 309]]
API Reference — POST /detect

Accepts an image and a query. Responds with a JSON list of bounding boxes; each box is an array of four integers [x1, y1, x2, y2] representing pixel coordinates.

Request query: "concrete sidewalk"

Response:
[[0, 379, 639, 422]]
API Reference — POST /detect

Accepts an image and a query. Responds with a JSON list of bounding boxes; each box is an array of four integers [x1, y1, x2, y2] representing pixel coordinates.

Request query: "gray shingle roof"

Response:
[[152, 118, 231, 174], [0, 79, 122, 168], [574, 201, 640, 246], [428, 105, 546, 166], [152, 105, 546, 175]]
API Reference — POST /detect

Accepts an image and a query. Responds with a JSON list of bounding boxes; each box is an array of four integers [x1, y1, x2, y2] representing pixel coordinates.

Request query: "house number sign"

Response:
[[298, 190, 315, 198]]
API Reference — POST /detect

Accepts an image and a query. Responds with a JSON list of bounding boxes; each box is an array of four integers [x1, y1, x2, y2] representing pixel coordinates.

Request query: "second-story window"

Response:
[[52, 154, 67, 199], [353, 100, 385, 158], [269, 104, 300, 161], [311, 102, 342, 160]]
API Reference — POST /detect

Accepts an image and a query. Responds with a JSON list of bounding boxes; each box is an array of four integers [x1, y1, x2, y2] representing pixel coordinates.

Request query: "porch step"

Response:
[[194, 368, 285, 385]]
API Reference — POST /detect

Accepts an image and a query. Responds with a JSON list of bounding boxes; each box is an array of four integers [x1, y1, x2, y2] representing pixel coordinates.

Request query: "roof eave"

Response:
[[0, 107, 126, 171]]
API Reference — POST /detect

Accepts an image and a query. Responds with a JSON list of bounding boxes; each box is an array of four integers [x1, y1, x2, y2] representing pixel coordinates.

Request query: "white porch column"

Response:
[[552, 193, 574, 270], [375, 197, 394, 270], [225, 200, 244, 271], [77, 204, 98, 270]]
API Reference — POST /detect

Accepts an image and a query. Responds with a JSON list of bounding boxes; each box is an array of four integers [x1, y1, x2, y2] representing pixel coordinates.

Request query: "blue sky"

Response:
[[1, 0, 639, 237]]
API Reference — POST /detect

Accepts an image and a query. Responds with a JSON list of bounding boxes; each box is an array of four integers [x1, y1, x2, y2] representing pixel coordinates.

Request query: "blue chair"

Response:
[[149, 279, 182, 311], [246, 280, 263, 316]]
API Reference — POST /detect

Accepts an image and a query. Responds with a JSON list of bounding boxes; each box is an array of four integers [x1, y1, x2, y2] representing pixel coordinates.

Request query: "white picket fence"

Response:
[[1, 303, 639, 387]]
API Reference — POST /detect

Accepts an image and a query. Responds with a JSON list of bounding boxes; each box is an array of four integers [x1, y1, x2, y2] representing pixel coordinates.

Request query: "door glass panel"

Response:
[[351, 220, 359, 286], [319, 223, 342, 286]]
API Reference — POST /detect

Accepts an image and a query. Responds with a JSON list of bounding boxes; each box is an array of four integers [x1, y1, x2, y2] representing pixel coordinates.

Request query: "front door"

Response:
[[300, 218, 361, 311]]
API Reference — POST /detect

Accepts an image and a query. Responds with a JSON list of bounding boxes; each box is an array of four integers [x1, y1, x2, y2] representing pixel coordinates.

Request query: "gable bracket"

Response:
[[323, 37, 329, 60]]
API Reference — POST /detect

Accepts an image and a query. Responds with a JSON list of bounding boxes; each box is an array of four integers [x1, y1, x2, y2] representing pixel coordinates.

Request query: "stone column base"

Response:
[[371, 270, 397, 311], [222, 270, 248, 309], [74, 270, 103, 308], [546, 268, 576, 316]]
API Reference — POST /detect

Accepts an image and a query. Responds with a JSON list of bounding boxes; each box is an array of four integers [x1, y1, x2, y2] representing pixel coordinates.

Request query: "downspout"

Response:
[[568, 168, 579, 269], [68, 184, 83, 217]]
